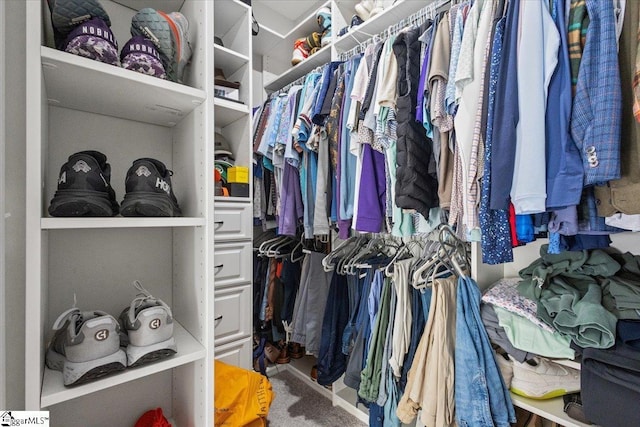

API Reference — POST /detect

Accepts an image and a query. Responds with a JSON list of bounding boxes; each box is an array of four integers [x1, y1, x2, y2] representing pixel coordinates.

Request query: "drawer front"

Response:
[[215, 338, 253, 370], [214, 202, 252, 241], [214, 241, 252, 286], [214, 284, 251, 345]]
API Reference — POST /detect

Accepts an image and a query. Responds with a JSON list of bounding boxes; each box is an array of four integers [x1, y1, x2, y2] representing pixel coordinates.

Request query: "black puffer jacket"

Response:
[[393, 25, 439, 218]]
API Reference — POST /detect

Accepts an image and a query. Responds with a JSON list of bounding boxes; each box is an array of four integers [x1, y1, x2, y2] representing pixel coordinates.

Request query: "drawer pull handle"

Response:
[[215, 315, 223, 321], [214, 221, 224, 226], [215, 264, 224, 269]]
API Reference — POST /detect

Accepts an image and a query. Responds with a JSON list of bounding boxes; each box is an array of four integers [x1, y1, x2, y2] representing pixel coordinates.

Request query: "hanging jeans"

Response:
[[280, 258, 301, 325], [344, 268, 375, 390], [342, 272, 364, 355], [400, 286, 428, 392], [317, 272, 350, 386], [455, 275, 515, 427]]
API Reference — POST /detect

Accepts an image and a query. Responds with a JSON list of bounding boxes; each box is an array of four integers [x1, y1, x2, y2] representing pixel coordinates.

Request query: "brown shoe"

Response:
[[310, 365, 318, 382], [289, 342, 305, 359], [276, 340, 290, 364]]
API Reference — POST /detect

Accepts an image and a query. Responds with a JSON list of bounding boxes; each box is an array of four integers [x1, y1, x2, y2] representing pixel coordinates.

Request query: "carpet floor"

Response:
[[267, 370, 366, 426]]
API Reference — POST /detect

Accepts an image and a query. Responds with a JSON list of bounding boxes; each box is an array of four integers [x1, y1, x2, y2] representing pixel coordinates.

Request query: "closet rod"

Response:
[[338, 0, 451, 61], [273, 64, 326, 96]]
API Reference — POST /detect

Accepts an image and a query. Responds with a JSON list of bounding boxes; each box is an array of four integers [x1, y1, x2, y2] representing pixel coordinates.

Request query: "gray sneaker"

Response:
[[119, 281, 177, 368], [130, 8, 192, 83], [46, 307, 127, 386]]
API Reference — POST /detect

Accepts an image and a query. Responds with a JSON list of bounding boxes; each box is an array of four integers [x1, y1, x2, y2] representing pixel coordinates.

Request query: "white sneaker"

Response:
[[493, 348, 513, 388], [510, 356, 580, 399], [46, 307, 127, 386], [119, 281, 177, 367]]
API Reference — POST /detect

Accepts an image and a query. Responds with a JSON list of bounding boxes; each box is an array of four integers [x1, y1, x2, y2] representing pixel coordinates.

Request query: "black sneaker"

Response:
[[48, 150, 119, 217], [120, 158, 182, 217]]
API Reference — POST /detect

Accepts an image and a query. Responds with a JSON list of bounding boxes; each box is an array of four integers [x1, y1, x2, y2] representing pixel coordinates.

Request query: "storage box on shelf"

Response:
[[26, 1, 215, 426]]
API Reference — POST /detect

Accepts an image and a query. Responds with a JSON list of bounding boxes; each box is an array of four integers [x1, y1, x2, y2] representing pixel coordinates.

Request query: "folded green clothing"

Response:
[[493, 306, 575, 360]]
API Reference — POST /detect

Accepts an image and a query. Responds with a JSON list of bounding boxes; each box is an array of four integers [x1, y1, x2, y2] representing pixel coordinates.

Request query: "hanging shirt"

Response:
[[511, 0, 560, 214], [545, 0, 583, 210], [452, 0, 493, 235], [489, 0, 521, 210]]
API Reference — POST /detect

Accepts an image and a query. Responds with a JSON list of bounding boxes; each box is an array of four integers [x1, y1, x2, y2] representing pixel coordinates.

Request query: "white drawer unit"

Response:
[[215, 337, 253, 371], [214, 284, 252, 345], [214, 241, 252, 287], [214, 202, 253, 242]]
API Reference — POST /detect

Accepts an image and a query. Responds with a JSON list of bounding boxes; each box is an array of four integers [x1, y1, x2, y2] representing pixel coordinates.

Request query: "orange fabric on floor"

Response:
[[214, 360, 274, 427]]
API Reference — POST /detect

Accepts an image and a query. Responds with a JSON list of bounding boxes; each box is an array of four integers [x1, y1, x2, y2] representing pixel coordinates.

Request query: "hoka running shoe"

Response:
[[120, 158, 182, 217], [48, 150, 119, 217]]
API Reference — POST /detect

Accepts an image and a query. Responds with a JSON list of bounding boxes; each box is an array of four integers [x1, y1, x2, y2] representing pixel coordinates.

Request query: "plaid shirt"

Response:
[[570, 0, 622, 185]]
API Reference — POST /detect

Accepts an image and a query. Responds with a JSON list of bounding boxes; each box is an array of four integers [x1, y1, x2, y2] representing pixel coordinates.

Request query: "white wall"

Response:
[[0, 0, 6, 409], [4, 0, 26, 410]]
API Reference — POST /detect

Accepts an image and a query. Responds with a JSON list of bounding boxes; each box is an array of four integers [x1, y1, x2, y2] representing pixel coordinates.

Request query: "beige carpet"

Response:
[[266, 370, 366, 426]]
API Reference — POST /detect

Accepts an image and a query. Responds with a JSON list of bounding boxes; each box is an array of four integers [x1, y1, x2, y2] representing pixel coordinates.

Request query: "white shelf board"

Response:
[[264, 44, 331, 92], [41, 47, 206, 127], [214, 196, 251, 204], [111, 0, 185, 11], [214, 98, 250, 127], [334, 0, 438, 54], [215, 45, 250, 77], [511, 393, 592, 427], [333, 382, 369, 425], [41, 217, 206, 229], [252, 24, 284, 57], [287, 356, 333, 400], [41, 322, 205, 407], [215, 0, 250, 37]]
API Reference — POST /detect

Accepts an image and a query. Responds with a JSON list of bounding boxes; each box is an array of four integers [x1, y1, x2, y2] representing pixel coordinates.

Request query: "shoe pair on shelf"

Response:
[[291, 6, 332, 65], [493, 348, 581, 400], [48, 151, 182, 217], [46, 281, 177, 387], [47, 0, 192, 83]]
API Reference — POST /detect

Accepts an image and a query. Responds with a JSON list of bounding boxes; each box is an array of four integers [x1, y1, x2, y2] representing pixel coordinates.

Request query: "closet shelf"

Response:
[[333, 382, 369, 424], [41, 47, 206, 127], [253, 0, 331, 58], [40, 322, 205, 408], [214, 45, 250, 77], [40, 217, 206, 229], [510, 394, 592, 427], [111, 0, 185, 11], [214, 98, 250, 127], [214, 0, 251, 40], [214, 196, 252, 203], [264, 44, 332, 92], [333, 0, 436, 54]]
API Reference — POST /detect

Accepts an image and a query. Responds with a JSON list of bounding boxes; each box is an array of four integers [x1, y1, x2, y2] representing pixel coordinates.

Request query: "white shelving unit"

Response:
[[26, 1, 215, 426], [212, 0, 254, 372]]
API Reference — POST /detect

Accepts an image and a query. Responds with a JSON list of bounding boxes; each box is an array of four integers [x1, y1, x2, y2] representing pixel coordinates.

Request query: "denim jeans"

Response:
[[455, 276, 515, 427], [369, 403, 384, 427], [280, 258, 301, 324], [342, 273, 363, 355], [400, 286, 428, 392], [317, 272, 349, 386]]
